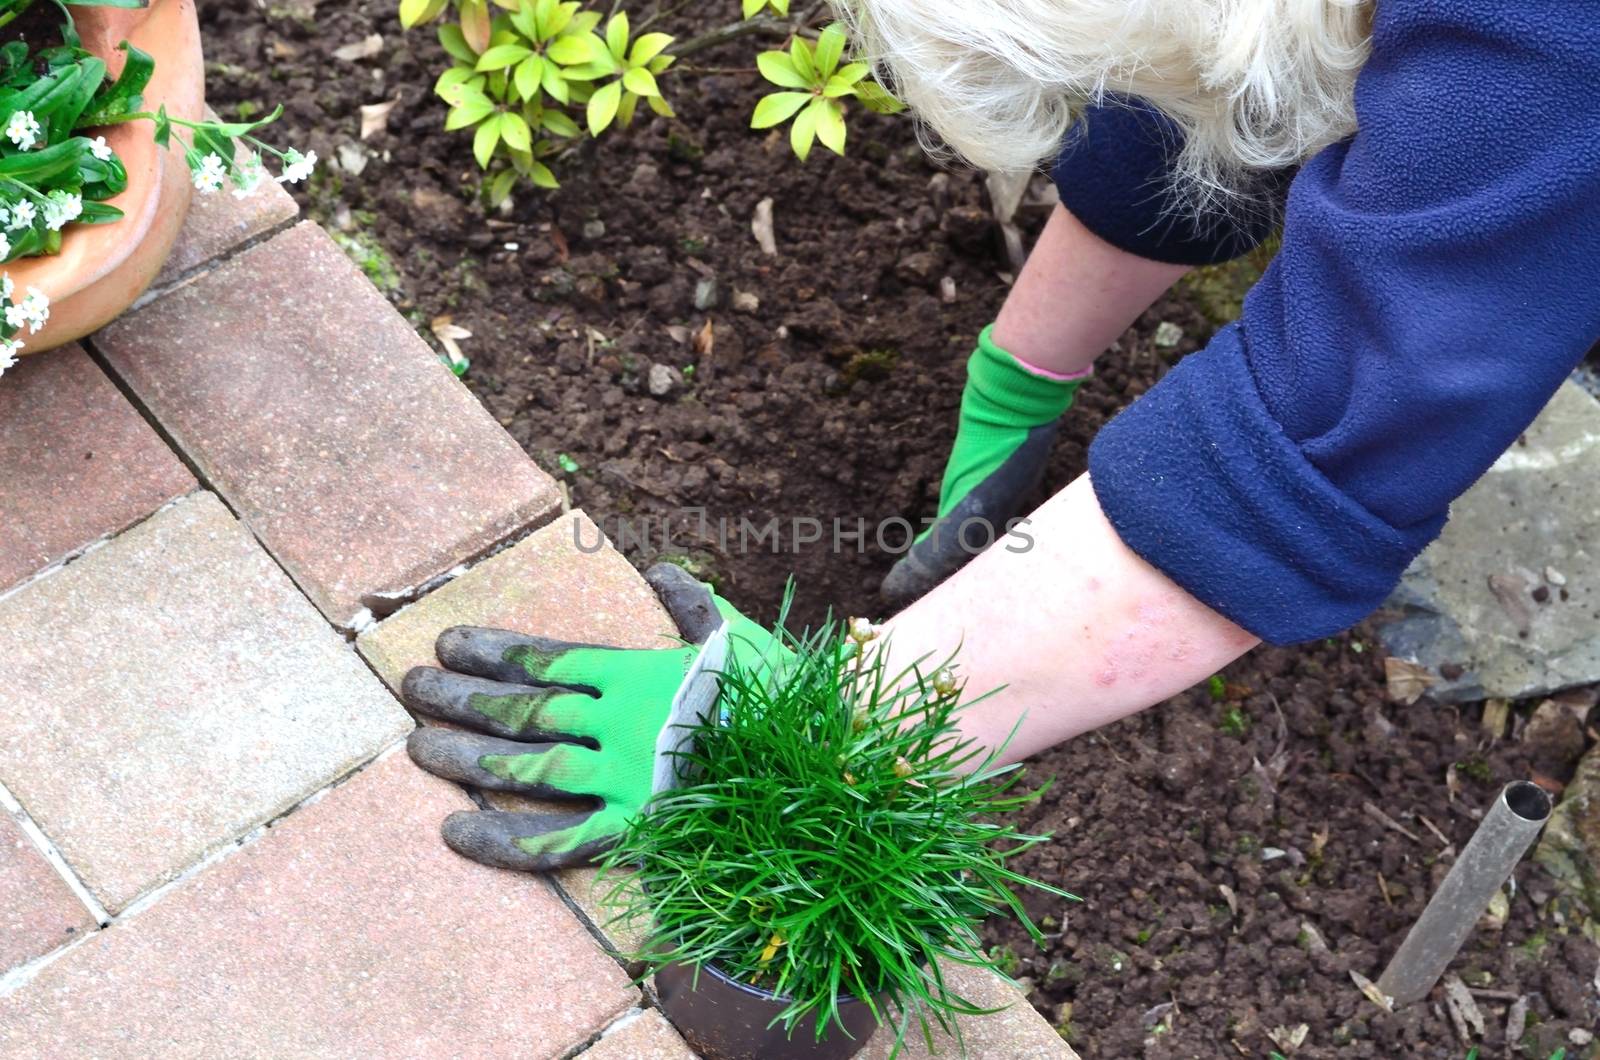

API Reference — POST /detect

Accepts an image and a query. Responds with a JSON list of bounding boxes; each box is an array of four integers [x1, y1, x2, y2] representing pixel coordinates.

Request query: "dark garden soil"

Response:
[[201, 2, 1598, 1054]]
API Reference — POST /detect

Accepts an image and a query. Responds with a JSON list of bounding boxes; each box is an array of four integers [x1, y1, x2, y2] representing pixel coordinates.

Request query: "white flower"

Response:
[[232, 154, 267, 199], [2, 275, 13, 302], [0, 338, 20, 376], [42, 190, 82, 232], [89, 135, 113, 162], [5, 286, 49, 334], [192, 152, 227, 194], [276, 148, 317, 185], [9, 200, 36, 230], [5, 110, 40, 150]]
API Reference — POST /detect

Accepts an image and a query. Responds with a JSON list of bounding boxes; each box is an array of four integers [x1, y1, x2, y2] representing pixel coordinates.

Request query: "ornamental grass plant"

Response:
[[603, 604, 1076, 1055]]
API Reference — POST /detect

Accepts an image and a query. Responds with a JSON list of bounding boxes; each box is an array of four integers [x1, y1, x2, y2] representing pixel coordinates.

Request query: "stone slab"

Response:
[[0, 751, 638, 1058], [152, 110, 299, 288], [1536, 744, 1600, 918], [0, 813, 94, 975], [0, 492, 412, 912], [0, 346, 194, 592], [96, 221, 561, 628], [579, 1009, 697, 1060], [857, 961, 1078, 1059], [1380, 381, 1600, 702], [358, 509, 674, 954]]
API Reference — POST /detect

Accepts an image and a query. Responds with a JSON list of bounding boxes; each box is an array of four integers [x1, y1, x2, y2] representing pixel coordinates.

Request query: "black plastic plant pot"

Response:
[[655, 960, 881, 1060]]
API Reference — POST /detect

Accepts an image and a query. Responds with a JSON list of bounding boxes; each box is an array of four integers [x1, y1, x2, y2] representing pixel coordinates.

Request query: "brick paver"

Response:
[[0, 492, 412, 912], [0, 751, 638, 1059], [858, 961, 1079, 1058], [151, 115, 299, 288], [579, 1010, 696, 1059], [358, 510, 670, 954], [0, 346, 194, 593], [0, 813, 94, 975], [95, 221, 561, 628]]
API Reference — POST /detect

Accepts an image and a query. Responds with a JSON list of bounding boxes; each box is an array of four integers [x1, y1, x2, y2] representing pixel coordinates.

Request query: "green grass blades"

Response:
[[603, 599, 1077, 1056]]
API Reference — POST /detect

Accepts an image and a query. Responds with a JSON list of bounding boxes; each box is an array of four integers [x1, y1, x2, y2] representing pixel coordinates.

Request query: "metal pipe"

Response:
[[1376, 781, 1553, 1006]]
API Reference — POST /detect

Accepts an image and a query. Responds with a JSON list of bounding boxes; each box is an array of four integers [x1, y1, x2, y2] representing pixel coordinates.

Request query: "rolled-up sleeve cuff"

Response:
[[1052, 101, 1288, 268], [1087, 326, 1445, 644]]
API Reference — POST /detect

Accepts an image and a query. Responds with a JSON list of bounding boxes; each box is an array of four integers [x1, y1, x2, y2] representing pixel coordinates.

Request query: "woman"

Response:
[[401, 0, 1600, 870]]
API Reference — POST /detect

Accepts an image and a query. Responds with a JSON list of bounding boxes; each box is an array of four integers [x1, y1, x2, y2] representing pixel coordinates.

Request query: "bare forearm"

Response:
[[883, 475, 1258, 763], [993, 205, 1191, 376]]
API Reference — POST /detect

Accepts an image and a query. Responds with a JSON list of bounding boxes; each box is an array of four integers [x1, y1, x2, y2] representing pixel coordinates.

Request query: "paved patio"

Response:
[[0, 158, 1078, 1057]]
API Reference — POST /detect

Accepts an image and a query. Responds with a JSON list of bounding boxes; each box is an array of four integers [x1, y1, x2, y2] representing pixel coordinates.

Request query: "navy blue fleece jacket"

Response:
[[1052, 0, 1600, 644]]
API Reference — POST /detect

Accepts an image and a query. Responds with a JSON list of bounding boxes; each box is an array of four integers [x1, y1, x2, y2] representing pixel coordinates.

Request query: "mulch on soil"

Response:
[[201, 2, 1598, 1054]]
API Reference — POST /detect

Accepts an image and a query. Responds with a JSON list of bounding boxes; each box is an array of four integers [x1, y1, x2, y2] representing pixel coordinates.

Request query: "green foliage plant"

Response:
[[402, 0, 675, 202], [400, 1, 904, 202], [0, 0, 303, 376], [603, 606, 1075, 1054], [750, 21, 903, 160]]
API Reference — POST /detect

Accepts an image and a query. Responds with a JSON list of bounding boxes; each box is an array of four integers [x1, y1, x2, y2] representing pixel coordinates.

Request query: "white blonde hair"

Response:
[[832, 0, 1372, 213]]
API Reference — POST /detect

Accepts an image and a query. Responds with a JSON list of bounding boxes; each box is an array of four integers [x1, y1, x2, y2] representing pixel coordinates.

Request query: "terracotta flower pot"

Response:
[[10, 0, 204, 356]]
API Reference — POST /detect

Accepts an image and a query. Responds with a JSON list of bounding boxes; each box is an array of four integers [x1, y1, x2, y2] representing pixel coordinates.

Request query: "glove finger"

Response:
[[435, 626, 623, 688], [403, 667, 598, 741], [407, 728, 600, 798], [644, 563, 722, 644], [882, 421, 1058, 609], [441, 809, 615, 872]]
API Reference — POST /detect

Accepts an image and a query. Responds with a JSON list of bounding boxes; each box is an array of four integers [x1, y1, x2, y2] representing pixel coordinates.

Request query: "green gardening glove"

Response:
[[881, 325, 1083, 607], [403, 564, 787, 871]]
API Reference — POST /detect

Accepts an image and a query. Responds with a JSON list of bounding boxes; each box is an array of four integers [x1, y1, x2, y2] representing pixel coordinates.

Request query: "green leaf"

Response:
[[533, 0, 557, 35], [435, 65, 480, 102], [586, 79, 622, 135], [629, 32, 673, 66], [742, 0, 763, 18], [616, 88, 640, 128], [500, 110, 533, 151], [568, 10, 601, 35], [648, 53, 675, 74], [399, 0, 445, 28], [756, 51, 808, 89], [814, 24, 847, 79], [620, 66, 658, 98], [546, 33, 593, 65], [445, 92, 496, 129], [529, 159, 559, 189], [541, 108, 580, 137], [438, 25, 478, 63], [476, 43, 533, 71], [513, 55, 543, 100], [545, 0, 576, 36], [473, 112, 504, 167], [488, 167, 516, 205], [539, 59, 570, 104], [647, 94, 675, 118], [789, 36, 816, 82], [790, 97, 818, 161], [76, 42, 153, 127], [605, 12, 629, 62], [852, 80, 905, 114], [829, 61, 870, 90], [509, 5, 538, 39], [751, 91, 810, 129], [813, 97, 846, 154]]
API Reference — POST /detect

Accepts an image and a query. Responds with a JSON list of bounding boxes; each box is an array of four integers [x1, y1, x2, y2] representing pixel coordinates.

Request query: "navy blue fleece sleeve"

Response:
[[1052, 98, 1291, 266], [1088, 0, 1600, 643]]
